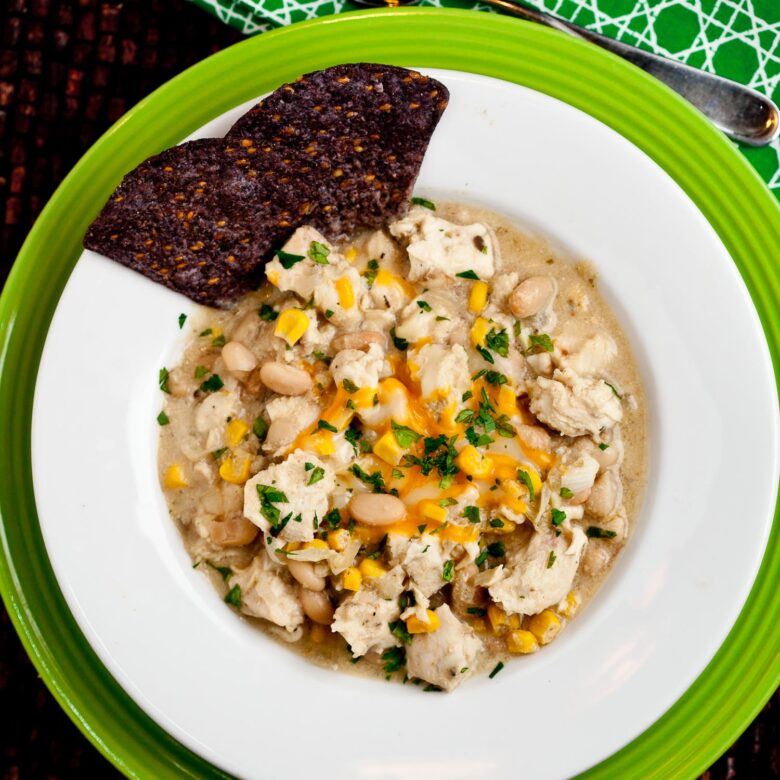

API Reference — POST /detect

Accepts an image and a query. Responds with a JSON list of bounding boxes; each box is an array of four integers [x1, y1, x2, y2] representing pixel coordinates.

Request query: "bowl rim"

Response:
[[0, 9, 778, 780]]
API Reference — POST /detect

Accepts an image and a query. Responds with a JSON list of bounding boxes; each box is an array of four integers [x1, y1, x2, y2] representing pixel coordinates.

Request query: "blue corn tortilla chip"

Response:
[[84, 64, 449, 307]]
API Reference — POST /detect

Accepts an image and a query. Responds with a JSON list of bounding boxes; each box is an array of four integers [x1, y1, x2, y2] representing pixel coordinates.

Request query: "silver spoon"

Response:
[[354, 0, 780, 146]]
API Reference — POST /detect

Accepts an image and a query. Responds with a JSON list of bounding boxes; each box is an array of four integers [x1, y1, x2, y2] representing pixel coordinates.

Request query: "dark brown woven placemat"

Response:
[[0, 1, 777, 777]]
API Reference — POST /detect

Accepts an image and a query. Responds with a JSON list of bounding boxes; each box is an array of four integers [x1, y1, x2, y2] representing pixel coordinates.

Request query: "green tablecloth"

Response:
[[188, 0, 780, 200]]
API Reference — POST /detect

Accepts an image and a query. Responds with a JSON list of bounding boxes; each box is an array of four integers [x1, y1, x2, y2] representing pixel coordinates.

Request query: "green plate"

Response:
[[1, 9, 778, 779]]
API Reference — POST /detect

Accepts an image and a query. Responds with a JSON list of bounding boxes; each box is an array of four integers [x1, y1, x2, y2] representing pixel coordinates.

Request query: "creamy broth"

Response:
[[158, 201, 646, 689]]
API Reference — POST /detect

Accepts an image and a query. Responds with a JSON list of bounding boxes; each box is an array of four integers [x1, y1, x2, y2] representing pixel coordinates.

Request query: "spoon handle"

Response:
[[484, 0, 780, 146]]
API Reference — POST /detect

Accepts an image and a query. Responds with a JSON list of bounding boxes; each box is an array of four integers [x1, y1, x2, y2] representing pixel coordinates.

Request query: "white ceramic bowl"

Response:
[[31, 70, 779, 779]]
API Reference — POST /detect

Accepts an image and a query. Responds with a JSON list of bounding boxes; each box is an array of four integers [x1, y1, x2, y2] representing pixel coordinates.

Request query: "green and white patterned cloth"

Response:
[[189, 0, 780, 200]]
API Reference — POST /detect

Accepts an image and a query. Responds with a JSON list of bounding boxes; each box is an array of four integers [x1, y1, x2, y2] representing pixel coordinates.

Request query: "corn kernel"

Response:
[[456, 445, 494, 479], [406, 609, 441, 634], [528, 610, 562, 645], [507, 629, 539, 654], [470, 316, 490, 347], [517, 464, 543, 497], [303, 539, 329, 550], [310, 623, 328, 643], [487, 604, 507, 633], [419, 499, 448, 523], [373, 430, 404, 465], [266, 270, 280, 286], [327, 529, 349, 551], [497, 384, 518, 417], [344, 247, 358, 262], [225, 419, 250, 448], [274, 308, 309, 346], [507, 613, 521, 630], [334, 276, 355, 309], [359, 558, 387, 579], [352, 386, 378, 409], [558, 591, 580, 619], [285, 542, 302, 552], [471, 617, 488, 633], [343, 566, 362, 591], [163, 464, 188, 489], [468, 281, 489, 314], [219, 455, 251, 484]]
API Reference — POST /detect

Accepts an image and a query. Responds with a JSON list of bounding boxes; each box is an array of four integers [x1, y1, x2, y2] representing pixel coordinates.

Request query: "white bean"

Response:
[[517, 424, 553, 452], [582, 542, 612, 576], [331, 330, 386, 352], [221, 341, 258, 373], [288, 560, 326, 591], [585, 472, 620, 518], [263, 418, 298, 452], [592, 443, 619, 470], [300, 588, 334, 625], [259, 362, 312, 395], [508, 276, 556, 319], [209, 515, 259, 547], [348, 493, 406, 526]]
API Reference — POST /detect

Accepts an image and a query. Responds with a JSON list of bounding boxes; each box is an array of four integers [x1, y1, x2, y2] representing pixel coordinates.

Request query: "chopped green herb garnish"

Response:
[[605, 381, 622, 399], [551, 508, 567, 527], [391, 420, 421, 448], [307, 466, 325, 486], [411, 196, 436, 210], [416, 300, 432, 312], [324, 309, 334, 318], [516, 469, 535, 502], [586, 526, 617, 539], [364, 258, 379, 287], [381, 646, 406, 674], [476, 345, 494, 364], [205, 560, 233, 582], [342, 378, 359, 394], [467, 607, 487, 617], [178, 313, 187, 329], [463, 506, 480, 524], [454, 409, 475, 424], [487, 541, 505, 558], [392, 468, 404, 479], [547, 551, 557, 568], [471, 369, 487, 381], [158, 367, 170, 394], [312, 350, 331, 365], [528, 333, 554, 353], [308, 240, 330, 264], [485, 328, 509, 358], [598, 442, 610, 451], [224, 585, 241, 607], [199, 328, 213, 337], [274, 249, 305, 269], [156, 411, 170, 426], [455, 270, 479, 280], [513, 320, 522, 338], [317, 419, 338, 433], [442, 559, 454, 582], [462, 390, 473, 402], [199, 373, 224, 393], [259, 304, 278, 321], [194, 365, 209, 379], [475, 548, 489, 567], [255, 484, 289, 531], [423, 684, 443, 692], [489, 518, 505, 528], [211, 447, 227, 461], [323, 508, 342, 530], [389, 620, 413, 645], [252, 417, 268, 442], [417, 524, 427, 535], [484, 370, 508, 386], [351, 463, 386, 493], [390, 327, 409, 351], [211, 334, 226, 347], [560, 487, 574, 499], [489, 661, 504, 679]]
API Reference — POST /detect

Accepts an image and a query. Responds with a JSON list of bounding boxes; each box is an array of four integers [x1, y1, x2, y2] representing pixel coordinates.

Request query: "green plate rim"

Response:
[[0, 9, 777, 779]]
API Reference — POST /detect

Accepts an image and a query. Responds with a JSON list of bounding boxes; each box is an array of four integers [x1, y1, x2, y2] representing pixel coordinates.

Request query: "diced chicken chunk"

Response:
[[331, 587, 401, 657], [387, 535, 446, 597], [489, 527, 587, 616], [243, 450, 334, 542], [529, 369, 623, 437], [390, 206, 497, 281], [405, 605, 482, 691], [232, 555, 304, 632], [330, 343, 388, 389], [409, 343, 470, 402], [263, 396, 320, 453], [195, 390, 238, 451], [556, 333, 617, 376], [394, 291, 457, 345]]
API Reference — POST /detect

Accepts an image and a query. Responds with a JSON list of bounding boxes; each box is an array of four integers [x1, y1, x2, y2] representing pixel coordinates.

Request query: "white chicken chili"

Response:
[[158, 201, 646, 691]]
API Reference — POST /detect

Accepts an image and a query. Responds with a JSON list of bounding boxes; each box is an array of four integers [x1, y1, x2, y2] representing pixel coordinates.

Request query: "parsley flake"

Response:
[[274, 249, 305, 269], [411, 196, 436, 210]]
